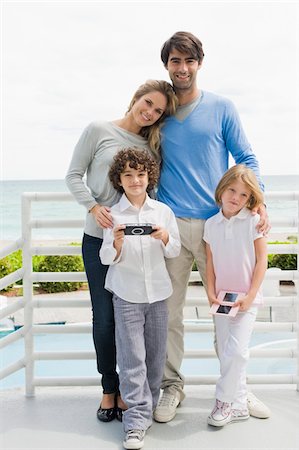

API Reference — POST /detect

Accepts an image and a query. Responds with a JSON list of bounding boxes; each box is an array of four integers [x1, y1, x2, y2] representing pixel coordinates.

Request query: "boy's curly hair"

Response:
[[109, 147, 160, 193]]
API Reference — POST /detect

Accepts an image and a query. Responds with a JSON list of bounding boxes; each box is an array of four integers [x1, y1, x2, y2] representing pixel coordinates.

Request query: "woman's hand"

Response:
[[90, 204, 113, 229]]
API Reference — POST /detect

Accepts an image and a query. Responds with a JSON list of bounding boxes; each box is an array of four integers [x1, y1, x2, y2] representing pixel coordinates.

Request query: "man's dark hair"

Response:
[[161, 31, 204, 66]]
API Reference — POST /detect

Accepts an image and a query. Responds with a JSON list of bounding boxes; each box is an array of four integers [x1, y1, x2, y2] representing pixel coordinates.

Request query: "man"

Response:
[[154, 31, 271, 423]]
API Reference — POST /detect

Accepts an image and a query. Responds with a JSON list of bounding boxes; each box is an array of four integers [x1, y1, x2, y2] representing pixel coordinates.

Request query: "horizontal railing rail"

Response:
[[0, 191, 298, 395]]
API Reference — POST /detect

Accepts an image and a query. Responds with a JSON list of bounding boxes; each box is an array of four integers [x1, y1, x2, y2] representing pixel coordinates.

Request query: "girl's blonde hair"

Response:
[[127, 80, 178, 160], [215, 164, 264, 210]]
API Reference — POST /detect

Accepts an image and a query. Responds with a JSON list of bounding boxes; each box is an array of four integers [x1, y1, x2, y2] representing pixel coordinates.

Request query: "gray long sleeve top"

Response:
[[65, 120, 150, 238]]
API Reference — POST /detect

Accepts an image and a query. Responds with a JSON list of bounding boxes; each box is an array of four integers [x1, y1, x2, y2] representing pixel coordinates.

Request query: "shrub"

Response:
[[36, 255, 84, 293], [0, 257, 13, 291], [268, 253, 297, 271]]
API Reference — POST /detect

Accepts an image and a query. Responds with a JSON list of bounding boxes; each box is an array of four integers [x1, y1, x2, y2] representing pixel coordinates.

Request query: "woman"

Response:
[[65, 80, 177, 423]]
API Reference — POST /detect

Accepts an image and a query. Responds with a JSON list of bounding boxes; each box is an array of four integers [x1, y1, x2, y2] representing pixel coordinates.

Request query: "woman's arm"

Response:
[[65, 123, 99, 211]]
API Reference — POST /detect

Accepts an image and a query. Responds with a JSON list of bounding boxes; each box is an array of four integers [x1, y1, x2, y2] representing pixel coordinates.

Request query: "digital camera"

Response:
[[124, 223, 154, 236]]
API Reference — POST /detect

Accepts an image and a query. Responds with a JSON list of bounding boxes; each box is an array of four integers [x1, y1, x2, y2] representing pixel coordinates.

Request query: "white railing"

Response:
[[0, 191, 298, 396]]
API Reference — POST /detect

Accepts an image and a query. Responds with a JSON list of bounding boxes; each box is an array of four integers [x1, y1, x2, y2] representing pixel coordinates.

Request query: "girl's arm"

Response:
[[235, 236, 268, 311], [205, 243, 218, 306]]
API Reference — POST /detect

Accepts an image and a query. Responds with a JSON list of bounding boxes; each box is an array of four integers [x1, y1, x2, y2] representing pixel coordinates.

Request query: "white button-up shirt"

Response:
[[100, 194, 181, 303]]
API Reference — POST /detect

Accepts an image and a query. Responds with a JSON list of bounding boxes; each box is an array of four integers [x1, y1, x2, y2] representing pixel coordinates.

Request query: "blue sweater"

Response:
[[157, 91, 264, 219]]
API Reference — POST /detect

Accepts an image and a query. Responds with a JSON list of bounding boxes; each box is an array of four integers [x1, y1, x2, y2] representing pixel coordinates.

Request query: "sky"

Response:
[[1, 0, 299, 180]]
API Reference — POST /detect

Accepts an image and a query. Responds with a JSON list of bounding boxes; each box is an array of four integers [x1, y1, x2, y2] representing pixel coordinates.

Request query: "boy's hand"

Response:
[[151, 226, 169, 246], [113, 225, 125, 255]]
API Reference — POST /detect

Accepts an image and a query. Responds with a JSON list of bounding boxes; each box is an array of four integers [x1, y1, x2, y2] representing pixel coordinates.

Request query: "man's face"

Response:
[[165, 49, 201, 92]]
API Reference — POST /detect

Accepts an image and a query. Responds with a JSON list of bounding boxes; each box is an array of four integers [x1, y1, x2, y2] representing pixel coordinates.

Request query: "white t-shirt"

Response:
[[100, 194, 181, 303], [203, 207, 264, 305]]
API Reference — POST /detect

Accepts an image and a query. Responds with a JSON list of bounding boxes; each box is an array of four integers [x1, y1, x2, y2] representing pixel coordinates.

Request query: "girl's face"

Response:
[[221, 179, 251, 219], [130, 91, 167, 128], [119, 162, 149, 204]]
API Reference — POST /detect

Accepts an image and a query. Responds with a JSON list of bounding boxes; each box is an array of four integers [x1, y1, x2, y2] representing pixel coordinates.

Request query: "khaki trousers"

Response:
[[161, 217, 207, 400]]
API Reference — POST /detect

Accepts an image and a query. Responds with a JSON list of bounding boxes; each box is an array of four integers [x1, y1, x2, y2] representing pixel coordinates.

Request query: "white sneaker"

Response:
[[123, 429, 145, 450], [207, 399, 232, 427], [153, 391, 181, 423], [231, 408, 250, 422], [247, 392, 271, 419]]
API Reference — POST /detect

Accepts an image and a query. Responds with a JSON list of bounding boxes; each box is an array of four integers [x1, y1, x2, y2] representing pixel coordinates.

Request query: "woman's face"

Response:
[[130, 91, 167, 128]]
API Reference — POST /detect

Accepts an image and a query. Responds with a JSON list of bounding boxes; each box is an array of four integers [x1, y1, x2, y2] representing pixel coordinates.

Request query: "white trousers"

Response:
[[215, 308, 257, 409]]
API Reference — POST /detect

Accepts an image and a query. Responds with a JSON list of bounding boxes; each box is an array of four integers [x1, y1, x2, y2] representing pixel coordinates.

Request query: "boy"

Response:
[[100, 147, 180, 449]]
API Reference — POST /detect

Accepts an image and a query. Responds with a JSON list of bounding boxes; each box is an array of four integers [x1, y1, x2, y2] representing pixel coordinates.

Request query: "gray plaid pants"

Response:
[[113, 294, 168, 431]]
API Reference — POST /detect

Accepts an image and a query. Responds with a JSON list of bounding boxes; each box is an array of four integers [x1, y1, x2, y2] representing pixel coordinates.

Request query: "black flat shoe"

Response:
[[115, 406, 124, 422], [97, 405, 116, 422]]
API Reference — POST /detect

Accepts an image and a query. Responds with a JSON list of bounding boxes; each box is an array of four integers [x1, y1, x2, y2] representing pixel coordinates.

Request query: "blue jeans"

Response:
[[82, 233, 119, 394]]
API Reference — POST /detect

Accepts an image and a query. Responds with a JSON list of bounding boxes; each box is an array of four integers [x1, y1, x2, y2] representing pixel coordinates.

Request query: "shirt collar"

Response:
[[215, 207, 250, 223], [118, 193, 156, 212]]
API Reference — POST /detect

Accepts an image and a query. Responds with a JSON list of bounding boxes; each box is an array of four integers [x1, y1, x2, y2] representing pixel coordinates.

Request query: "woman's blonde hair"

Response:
[[215, 164, 264, 210], [127, 80, 178, 160]]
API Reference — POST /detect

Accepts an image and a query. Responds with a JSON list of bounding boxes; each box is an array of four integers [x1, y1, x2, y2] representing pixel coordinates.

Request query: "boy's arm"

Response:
[[158, 210, 181, 258], [235, 236, 268, 310], [99, 226, 124, 265], [205, 243, 218, 306]]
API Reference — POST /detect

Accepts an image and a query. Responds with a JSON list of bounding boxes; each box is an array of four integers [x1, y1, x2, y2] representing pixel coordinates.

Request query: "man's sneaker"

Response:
[[153, 391, 181, 423], [207, 399, 232, 427], [247, 392, 271, 419], [231, 408, 250, 422], [123, 429, 145, 450]]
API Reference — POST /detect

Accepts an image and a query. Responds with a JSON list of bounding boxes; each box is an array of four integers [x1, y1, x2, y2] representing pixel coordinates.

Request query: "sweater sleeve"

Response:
[[65, 122, 100, 212], [222, 99, 265, 192]]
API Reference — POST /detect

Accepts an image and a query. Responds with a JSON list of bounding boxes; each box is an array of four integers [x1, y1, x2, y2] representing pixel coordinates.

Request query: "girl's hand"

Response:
[[151, 226, 169, 246], [234, 295, 254, 312], [90, 204, 113, 229], [113, 225, 125, 255], [208, 296, 220, 306]]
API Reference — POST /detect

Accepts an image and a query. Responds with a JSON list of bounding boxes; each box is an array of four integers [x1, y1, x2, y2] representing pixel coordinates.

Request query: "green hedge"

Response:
[[268, 253, 297, 271], [0, 251, 84, 294], [36, 255, 84, 293]]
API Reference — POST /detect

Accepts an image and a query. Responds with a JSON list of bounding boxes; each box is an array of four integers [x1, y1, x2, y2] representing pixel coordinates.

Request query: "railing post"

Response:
[[22, 194, 35, 397], [297, 197, 299, 391]]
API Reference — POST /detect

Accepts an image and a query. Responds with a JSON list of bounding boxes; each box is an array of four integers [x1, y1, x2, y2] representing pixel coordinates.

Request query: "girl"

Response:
[[203, 164, 268, 427], [65, 80, 177, 423]]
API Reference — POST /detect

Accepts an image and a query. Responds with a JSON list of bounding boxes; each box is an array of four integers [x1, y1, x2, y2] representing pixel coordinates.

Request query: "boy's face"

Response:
[[119, 162, 149, 203]]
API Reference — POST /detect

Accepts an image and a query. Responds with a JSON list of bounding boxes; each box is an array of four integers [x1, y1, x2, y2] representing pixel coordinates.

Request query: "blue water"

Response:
[[0, 328, 296, 389], [0, 175, 298, 241]]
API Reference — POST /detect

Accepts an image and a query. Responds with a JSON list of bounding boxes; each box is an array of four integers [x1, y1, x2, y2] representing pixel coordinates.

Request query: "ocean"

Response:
[[1, 175, 298, 241]]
